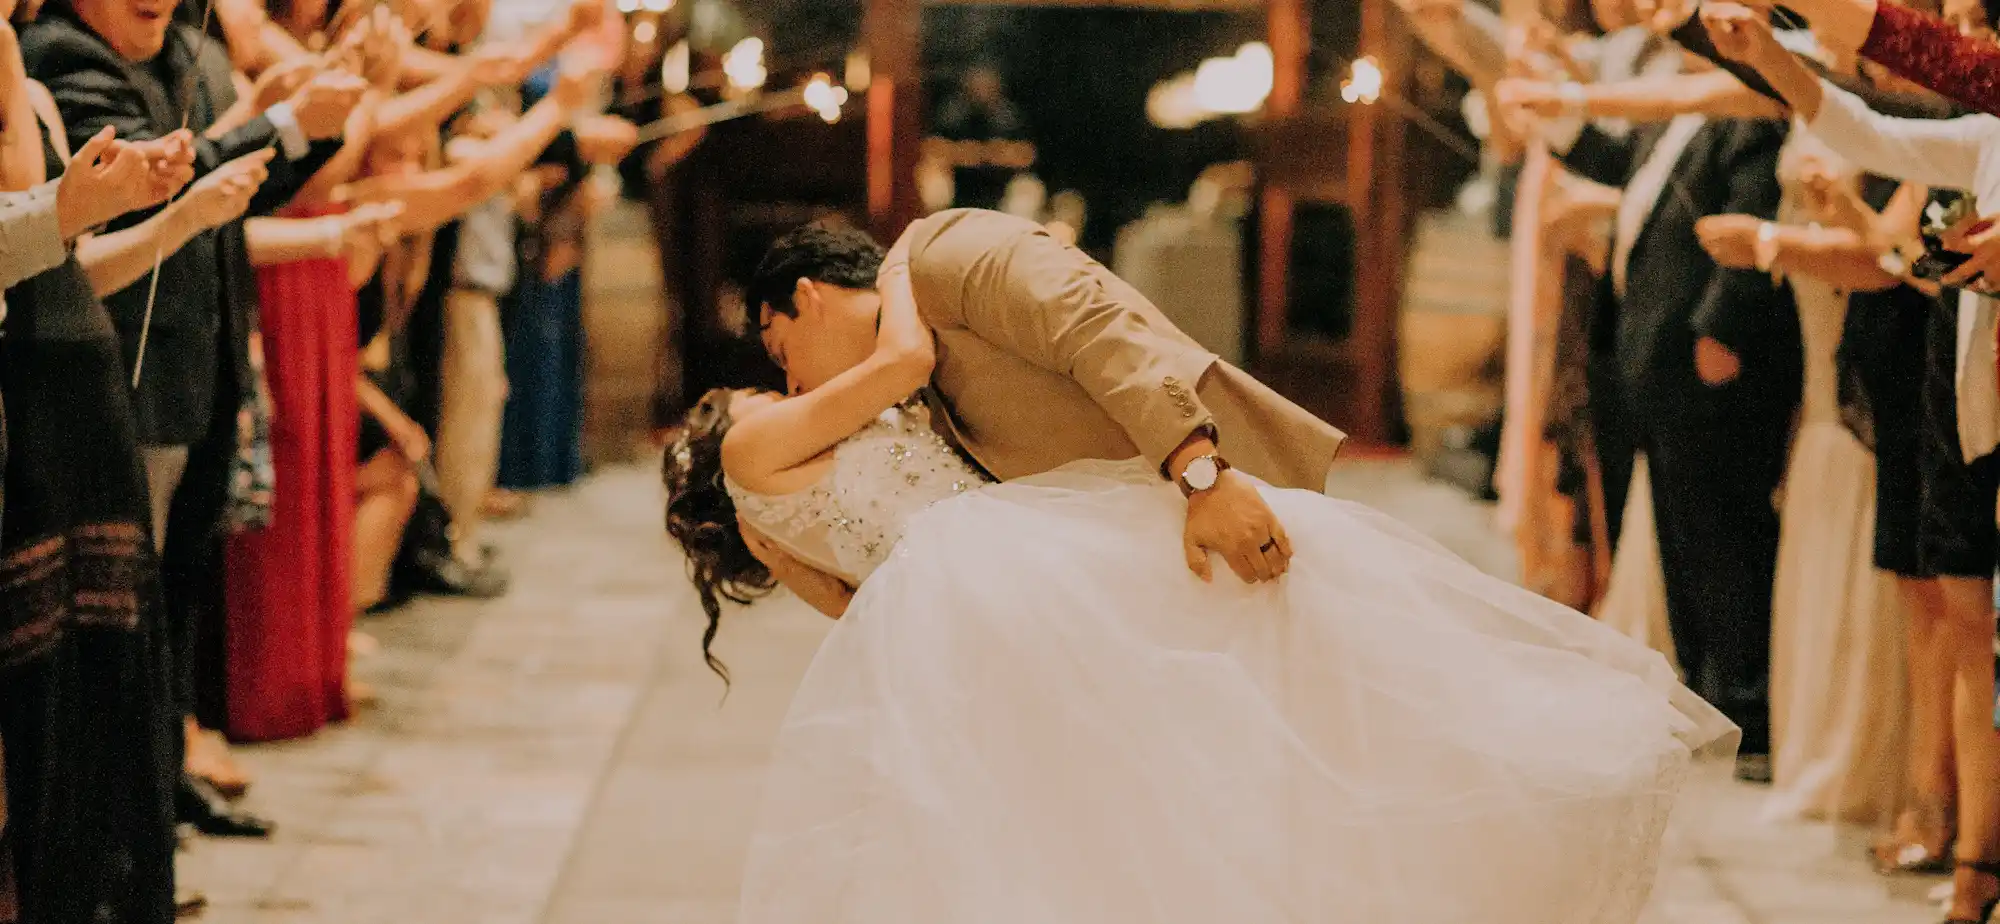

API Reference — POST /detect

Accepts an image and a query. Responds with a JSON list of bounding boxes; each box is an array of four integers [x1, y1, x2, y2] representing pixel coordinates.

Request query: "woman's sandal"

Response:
[[1876, 801, 1956, 875], [1943, 859, 2000, 923]]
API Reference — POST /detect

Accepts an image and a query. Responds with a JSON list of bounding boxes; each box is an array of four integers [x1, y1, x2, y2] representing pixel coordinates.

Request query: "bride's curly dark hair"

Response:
[[662, 388, 776, 685]]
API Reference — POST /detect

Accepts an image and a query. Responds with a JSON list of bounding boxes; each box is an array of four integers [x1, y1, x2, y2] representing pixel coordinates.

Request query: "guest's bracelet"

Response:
[[319, 217, 345, 260], [1753, 220, 1783, 281]]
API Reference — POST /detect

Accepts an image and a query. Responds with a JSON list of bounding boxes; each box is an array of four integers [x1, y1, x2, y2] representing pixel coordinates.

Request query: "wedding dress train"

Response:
[[729, 404, 1738, 924]]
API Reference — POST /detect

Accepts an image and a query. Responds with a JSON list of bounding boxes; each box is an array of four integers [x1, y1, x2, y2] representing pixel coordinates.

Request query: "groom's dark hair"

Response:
[[748, 220, 886, 320]]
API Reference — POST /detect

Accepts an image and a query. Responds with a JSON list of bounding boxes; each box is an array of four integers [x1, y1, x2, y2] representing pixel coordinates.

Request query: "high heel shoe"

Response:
[[1876, 798, 1956, 875], [1944, 859, 2000, 924], [176, 773, 274, 839]]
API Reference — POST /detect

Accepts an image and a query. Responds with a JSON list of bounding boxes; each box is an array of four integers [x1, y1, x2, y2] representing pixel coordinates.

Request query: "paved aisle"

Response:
[[180, 464, 1931, 923]]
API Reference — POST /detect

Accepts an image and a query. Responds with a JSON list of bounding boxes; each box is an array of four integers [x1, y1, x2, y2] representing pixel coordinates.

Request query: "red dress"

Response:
[[1860, 2, 2000, 116], [222, 205, 358, 741]]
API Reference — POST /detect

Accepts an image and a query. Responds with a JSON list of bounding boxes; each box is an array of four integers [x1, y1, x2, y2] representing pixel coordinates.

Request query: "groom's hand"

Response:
[[1184, 472, 1292, 584]]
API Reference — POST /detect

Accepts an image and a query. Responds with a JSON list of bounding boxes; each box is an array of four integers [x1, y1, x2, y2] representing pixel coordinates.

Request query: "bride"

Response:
[[662, 249, 1737, 922]]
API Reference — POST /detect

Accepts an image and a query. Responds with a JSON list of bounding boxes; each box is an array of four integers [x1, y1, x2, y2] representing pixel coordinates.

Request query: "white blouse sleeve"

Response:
[[0, 179, 67, 294], [1803, 79, 1992, 191]]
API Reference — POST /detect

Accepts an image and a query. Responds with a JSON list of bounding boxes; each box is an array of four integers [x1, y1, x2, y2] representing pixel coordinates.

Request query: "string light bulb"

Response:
[[639, 0, 673, 10], [1190, 42, 1274, 115], [1341, 57, 1383, 105], [661, 40, 690, 94], [723, 37, 767, 92]]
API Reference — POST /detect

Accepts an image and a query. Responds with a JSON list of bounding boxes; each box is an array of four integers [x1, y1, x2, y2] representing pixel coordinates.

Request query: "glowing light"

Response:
[[632, 19, 656, 43], [1341, 57, 1383, 105], [661, 40, 690, 94], [616, 0, 639, 12], [1146, 74, 1202, 129], [1150, 42, 1273, 128], [803, 73, 849, 123], [1192, 42, 1274, 114], [844, 50, 871, 92], [723, 37, 767, 92], [639, 0, 673, 10]]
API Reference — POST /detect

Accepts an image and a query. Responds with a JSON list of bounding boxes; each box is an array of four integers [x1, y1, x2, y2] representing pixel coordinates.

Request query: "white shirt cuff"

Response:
[[264, 102, 311, 160]]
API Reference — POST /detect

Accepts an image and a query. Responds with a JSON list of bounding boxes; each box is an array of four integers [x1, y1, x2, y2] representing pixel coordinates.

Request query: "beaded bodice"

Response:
[[727, 402, 990, 584]]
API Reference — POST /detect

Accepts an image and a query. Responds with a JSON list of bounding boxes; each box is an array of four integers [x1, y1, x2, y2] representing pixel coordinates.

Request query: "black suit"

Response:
[[1559, 118, 1802, 754], [24, 11, 334, 447]]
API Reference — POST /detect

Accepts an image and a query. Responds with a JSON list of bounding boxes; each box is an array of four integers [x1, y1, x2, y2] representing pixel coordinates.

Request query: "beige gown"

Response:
[[1764, 132, 1907, 824], [1593, 458, 1677, 672]]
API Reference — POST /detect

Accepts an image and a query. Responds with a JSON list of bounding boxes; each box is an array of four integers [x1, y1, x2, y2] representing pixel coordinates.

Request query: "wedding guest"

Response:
[[436, 0, 602, 581], [1503, 69, 1800, 782], [22, 0, 360, 830], [1703, 5, 2000, 916], [1698, 135, 1910, 824], [0, 1, 201, 918], [497, 62, 633, 494]]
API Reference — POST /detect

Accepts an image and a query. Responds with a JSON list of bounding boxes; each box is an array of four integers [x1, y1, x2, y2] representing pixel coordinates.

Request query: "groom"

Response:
[[744, 208, 1346, 586]]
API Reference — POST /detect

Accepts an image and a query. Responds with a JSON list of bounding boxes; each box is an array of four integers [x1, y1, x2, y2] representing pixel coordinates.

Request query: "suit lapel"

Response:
[[1612, 115, 1707, 295]]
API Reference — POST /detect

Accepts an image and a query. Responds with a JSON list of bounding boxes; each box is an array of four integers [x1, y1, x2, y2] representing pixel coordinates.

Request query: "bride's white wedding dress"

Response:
[[728, 403, 1738, 924]]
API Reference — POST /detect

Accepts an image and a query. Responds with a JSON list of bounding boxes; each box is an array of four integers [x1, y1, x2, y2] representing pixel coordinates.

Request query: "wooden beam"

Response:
[[865, 0, 925, 240], [1256, 0, 1305, 361], [1244, 112, 1347, 201]]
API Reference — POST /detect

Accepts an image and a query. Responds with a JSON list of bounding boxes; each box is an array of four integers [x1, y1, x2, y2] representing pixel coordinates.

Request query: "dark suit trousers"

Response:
[[1594, 363, 1794, 756]]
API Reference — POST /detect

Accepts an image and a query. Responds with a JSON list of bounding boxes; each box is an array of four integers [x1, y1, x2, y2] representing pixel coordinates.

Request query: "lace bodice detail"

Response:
[[727, 402, 991, 584]]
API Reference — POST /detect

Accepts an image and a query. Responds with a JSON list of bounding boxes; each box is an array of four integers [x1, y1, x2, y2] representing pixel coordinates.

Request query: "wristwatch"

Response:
[[1177, 453, 1231, 497]]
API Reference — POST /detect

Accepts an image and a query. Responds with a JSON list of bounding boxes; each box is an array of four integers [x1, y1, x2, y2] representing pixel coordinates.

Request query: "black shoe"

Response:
[[1734, 753, 1773, 785], [176, 774, 274, 839]]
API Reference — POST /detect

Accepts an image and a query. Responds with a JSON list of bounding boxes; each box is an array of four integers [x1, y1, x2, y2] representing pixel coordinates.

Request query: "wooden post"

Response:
[[1345, 0, 1411, 445], [1256, 0, 1307, 361], [865, 0, 924, 241]]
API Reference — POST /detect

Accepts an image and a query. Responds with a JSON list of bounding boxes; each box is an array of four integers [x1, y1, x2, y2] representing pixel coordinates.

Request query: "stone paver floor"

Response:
[[178, 462, 1936, 923]]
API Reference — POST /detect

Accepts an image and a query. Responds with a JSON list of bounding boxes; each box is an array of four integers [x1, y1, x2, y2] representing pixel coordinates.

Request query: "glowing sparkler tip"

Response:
[[1341, 57, 1383, 105], [803, 74, 848, 123]]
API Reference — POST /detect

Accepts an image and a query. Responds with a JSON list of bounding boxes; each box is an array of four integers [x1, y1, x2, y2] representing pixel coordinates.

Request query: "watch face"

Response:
[[1184, 456, 1220, 491]]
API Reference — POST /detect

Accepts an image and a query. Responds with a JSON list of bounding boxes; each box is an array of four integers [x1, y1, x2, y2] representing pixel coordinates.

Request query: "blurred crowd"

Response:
[[0, 0, 680, 916]]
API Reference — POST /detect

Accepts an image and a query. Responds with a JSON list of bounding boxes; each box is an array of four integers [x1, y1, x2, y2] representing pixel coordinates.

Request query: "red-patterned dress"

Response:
[[221, 204, 358, 741]]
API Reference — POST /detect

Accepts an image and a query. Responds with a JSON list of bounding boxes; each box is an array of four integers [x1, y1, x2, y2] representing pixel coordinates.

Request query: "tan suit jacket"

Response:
[[890, 208, 1346, 491]]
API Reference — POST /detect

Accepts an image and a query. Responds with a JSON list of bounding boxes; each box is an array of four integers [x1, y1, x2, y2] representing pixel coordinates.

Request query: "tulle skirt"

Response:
[[739, 461, 1739, 924]]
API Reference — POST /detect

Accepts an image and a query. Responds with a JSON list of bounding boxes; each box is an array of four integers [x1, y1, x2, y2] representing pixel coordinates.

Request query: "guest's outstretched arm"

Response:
[[1668, 6, 1964, 118], [76, 148, 273, 296], [1717, 0, 2000, 114], [1500, 69, 1785, 124]]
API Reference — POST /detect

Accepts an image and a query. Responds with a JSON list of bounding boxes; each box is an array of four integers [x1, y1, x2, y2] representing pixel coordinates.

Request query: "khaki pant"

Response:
[[434, 289, 508, 562]]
